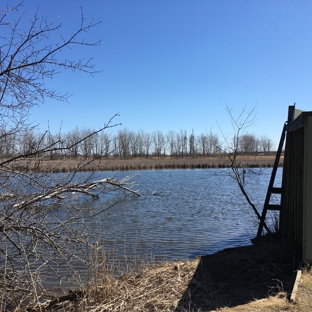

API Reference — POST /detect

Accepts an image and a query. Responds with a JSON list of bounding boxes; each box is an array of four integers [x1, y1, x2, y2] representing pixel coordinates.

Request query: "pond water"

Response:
[[40, 167, 282, 287], [81, 167, 282, 260]]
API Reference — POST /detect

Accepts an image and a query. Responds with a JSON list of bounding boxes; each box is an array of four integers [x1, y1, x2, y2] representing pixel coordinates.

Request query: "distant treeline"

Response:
[[0, 128, 274, 159]]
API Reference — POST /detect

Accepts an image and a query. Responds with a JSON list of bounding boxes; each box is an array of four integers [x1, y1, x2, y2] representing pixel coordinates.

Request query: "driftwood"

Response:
[[46, 290, 85, 309], [0, 193, 16, 200], [0, 177, 140, 209]]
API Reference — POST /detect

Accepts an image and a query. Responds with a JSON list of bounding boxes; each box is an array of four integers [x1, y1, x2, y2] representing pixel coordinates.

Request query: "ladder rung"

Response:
[[270, 187, 282, 194], [267, 204, 281, 211]]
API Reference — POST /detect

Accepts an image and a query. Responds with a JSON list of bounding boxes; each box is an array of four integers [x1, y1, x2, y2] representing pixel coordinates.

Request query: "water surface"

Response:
[[84, 168, 281, 260]]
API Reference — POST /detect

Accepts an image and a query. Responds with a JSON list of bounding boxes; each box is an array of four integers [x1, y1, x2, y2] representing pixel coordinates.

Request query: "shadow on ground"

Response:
[[175, 236, 296, 311]]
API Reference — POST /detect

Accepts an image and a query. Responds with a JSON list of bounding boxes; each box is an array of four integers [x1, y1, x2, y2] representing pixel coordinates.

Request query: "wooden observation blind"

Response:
[[257, 105, 312, 264]]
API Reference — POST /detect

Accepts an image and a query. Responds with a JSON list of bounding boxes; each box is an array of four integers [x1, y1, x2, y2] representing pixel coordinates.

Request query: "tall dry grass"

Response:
[[3, 236, 301, 312], [3, 241, 198, 311]]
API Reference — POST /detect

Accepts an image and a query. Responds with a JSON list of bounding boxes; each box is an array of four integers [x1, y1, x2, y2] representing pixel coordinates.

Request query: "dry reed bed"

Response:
[[9, 156, 282, 173], [30, 259, 200, 312]]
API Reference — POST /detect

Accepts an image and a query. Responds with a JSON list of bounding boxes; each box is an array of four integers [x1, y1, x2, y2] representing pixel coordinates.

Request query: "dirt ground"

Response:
[[175, 236, 300, 311]]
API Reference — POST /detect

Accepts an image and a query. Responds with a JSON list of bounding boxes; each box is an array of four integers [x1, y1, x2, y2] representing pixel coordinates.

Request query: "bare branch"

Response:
[[217, 105, 271, 234], [0, 4, 137, 304], [10, 177, 140, 209], [0, 4, 101, 114]]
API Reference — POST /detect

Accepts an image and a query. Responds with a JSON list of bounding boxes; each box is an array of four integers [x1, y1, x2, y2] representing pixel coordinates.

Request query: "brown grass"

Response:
[[24, 236, 312, 312], [9, 155, 283, 172]]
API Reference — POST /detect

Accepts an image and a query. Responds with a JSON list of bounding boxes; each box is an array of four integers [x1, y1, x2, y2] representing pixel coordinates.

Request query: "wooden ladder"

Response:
[[256, 106, 294, 238], [256, 124, 286, 237]]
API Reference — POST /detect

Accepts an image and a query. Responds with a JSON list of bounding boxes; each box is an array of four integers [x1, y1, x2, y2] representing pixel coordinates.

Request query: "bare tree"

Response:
[[207, 131, 220, 156], [136, 130, 145, 157], [80, 128, 94, 158], [0, 3, 139, 309], [166, 130, 176, 157], [152, 130, 165, 158], [217, 106, 271, 234], [259, 135, 273, 154], [239, 133, 259, 154], [174, 131, 184, 157], [129, 130, 139, 157], [142, 131, 152, 158], [189, 130, 196, 158], [99, 132, 112, 157], [67, 127, 81, 158], [181, 130, 188, 158], [117, 128, 131, 158], [195, 133, 206, 156]]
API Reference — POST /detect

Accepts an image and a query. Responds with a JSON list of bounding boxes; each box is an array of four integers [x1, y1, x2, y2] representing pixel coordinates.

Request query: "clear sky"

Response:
[[10, 0, 312, 148]]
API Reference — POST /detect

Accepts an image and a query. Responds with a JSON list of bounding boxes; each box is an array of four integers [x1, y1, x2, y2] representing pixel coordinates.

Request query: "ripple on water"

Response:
[[43, 168, 281, 286]]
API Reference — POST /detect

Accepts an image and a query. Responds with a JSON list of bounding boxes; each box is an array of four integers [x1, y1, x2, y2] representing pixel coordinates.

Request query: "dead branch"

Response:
[[8, 177, 140, 209], [46, 290, 86, 310]]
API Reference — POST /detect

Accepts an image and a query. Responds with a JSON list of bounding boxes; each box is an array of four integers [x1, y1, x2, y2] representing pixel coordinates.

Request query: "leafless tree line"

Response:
[[0, 127, 274, 159]]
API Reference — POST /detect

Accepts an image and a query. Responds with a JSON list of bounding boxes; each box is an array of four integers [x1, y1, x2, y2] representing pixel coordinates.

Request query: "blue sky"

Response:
[[11, 0, 312, 148]]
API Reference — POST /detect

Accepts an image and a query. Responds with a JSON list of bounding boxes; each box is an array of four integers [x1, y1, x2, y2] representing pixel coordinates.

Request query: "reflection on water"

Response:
[[45, 168, 283, 286]]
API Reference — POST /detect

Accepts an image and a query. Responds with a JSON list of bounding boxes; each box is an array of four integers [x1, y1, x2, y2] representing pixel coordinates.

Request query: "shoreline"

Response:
[[9, 155, 283, 172], [24, 237, 312, 312]]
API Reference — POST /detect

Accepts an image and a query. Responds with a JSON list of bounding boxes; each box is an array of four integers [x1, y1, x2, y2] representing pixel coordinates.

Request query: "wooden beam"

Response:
[[271, 187, 282, 194], [267, 204, 281, 211], [290, 262, 303, 302]]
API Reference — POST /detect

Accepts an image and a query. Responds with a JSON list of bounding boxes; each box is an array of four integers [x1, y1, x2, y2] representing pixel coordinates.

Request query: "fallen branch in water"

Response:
[[0, 177, 140, 209], [46, 290, 86, 310]]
